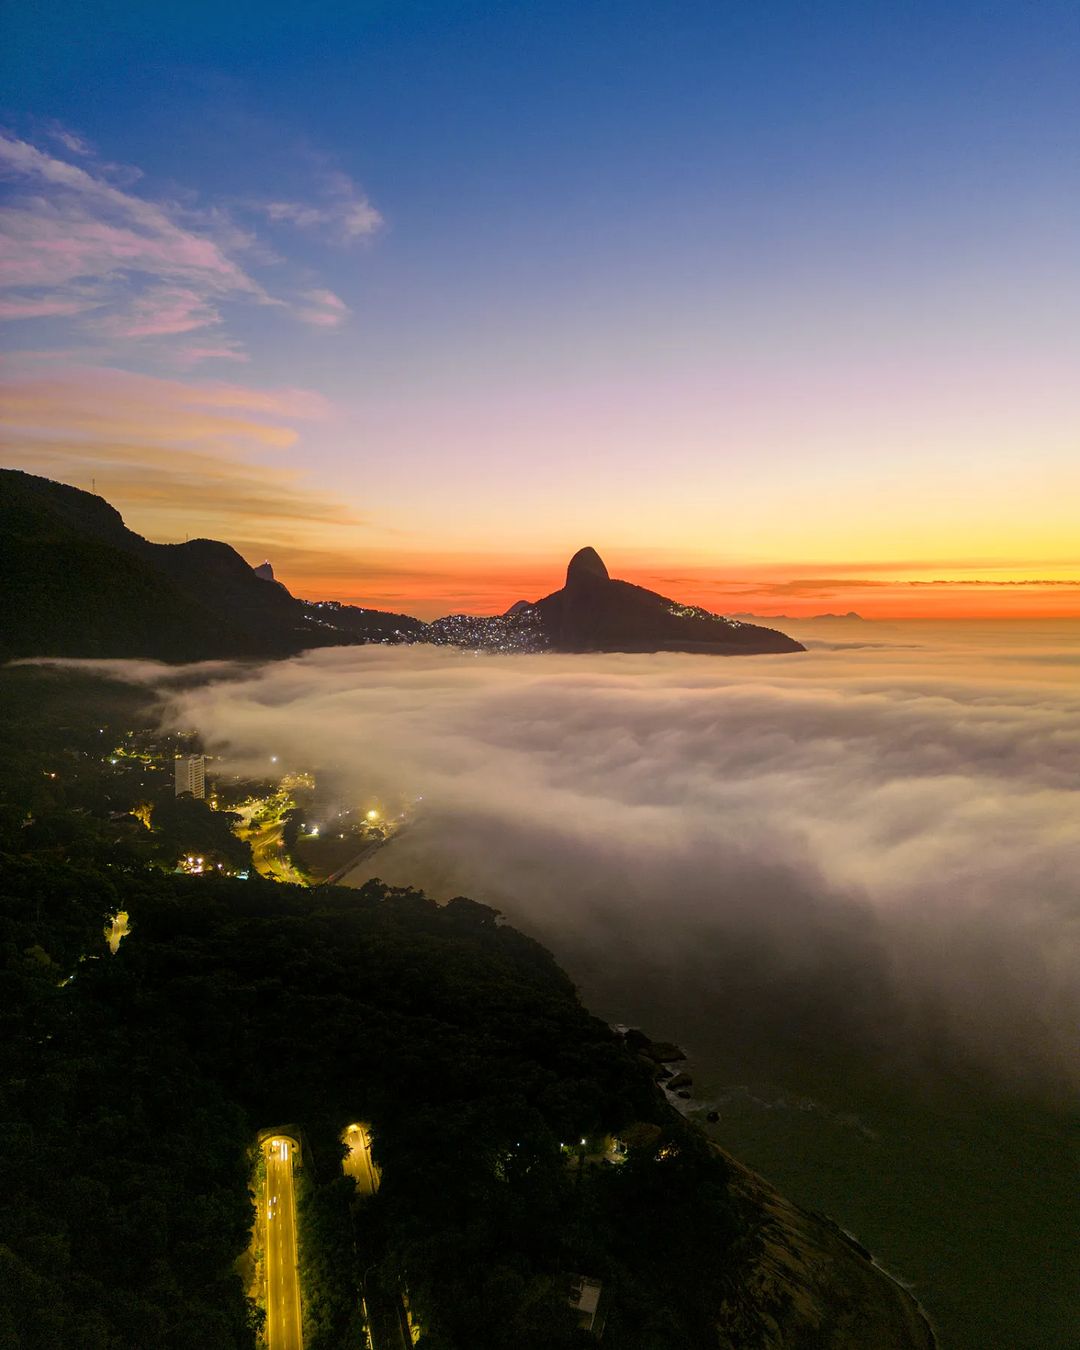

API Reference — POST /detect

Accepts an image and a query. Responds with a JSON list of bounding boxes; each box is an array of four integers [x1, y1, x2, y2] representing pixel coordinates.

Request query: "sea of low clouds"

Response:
[[78, 621, 1080, 1099]]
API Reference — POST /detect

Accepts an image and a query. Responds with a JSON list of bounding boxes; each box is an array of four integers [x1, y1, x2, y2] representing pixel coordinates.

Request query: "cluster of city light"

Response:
[[301, 598, 417, 645], [665, 602, 742, 627], [178, 854, 231, 877], [426, 607, 548, 654]]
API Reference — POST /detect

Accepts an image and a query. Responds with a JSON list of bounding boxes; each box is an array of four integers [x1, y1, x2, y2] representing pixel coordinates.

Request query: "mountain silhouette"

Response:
[[0, 473, 803, 661], [429, 546, 803, 655], [0, 470, 422, 661], [532, 546, 803, 654]]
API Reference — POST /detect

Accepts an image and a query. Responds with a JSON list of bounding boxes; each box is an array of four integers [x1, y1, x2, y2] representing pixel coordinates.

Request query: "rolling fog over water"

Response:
[[118, 620, 1080, 1098], [76, 622, 1080, 1346]]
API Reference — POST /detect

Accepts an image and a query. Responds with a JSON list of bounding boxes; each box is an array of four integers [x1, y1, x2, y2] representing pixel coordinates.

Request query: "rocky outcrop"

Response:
[[623, 1031, 687, 1063], [565, 545, 610, 584], [534, 547, 804, 656], [718, 1145, 937, 1349]]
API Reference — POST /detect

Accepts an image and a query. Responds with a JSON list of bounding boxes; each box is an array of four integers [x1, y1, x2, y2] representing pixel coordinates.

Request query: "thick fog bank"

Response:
[[92, 624, 1080, 1098]]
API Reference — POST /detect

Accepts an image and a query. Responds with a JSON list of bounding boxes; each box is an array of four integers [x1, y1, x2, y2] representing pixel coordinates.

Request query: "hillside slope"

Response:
[[718, 1148, 936, 1349], [0, 470, 422, 661]]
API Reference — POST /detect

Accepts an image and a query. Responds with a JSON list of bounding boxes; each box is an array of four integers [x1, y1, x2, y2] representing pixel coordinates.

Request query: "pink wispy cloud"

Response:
[[295, 287, 350, 328], [0, 128, 380, 362], [260, 167, 383, 243], [92, 286, 223, 339], [0, 293, 101, 320], [0, 133, 260, 295], [172, 340, 250, 367]]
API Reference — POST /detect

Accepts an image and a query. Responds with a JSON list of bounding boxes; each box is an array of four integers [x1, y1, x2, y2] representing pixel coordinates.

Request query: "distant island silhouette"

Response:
[[730, 611, 868, 622]]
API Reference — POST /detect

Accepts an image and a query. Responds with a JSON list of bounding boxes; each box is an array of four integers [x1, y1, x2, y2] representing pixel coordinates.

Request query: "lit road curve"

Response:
[[252, 819, 306, 885], [343, 1123, 379, 1196], [235, 802, 307, 885], [265, 1137, 304, 1350]]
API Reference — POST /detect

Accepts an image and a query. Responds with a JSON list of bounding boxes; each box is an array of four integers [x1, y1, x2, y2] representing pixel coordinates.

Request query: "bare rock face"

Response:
[[565, 546, 610, 585]]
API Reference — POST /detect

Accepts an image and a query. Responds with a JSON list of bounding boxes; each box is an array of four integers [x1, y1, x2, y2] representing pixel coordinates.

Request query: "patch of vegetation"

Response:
[[0, 665, 252, 877], [295, 1168, 363, 1350]]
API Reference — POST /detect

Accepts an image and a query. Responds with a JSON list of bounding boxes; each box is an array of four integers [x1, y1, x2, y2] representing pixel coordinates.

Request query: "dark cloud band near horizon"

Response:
[[59, 624, 1080, 1100]]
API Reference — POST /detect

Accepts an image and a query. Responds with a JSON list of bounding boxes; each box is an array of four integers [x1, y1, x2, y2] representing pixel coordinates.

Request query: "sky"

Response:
[[2, 0, 1078, 619]]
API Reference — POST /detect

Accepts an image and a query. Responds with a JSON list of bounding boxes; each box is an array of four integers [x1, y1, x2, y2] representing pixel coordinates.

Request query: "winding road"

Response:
[[234, 801, 307, 885]]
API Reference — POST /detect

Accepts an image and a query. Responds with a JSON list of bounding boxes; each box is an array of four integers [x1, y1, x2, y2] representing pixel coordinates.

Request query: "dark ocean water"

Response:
[[576, 965, 1079, 1350]]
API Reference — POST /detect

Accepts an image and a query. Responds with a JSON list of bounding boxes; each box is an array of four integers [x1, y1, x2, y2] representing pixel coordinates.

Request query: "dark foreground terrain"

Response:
[[0, 860, 934, 1350]]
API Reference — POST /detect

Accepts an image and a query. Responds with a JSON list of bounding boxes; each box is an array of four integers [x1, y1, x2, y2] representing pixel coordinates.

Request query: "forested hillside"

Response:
[[0, 854, 759, 1349]]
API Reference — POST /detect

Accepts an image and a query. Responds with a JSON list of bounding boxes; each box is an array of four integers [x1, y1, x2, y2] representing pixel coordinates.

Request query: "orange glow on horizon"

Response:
[[272, 554, 1080, 623]]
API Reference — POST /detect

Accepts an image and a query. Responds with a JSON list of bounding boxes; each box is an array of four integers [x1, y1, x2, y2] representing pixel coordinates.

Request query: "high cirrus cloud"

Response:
[[295, 288, 351, 329], [83, 628, 1080, 1099], [0, 132, 260, 307], [0, 129, 363, 353], [261, 168, 383, 243]]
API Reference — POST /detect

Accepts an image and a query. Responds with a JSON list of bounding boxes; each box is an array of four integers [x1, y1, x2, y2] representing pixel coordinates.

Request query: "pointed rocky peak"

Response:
[[566, 546, 609, 586]]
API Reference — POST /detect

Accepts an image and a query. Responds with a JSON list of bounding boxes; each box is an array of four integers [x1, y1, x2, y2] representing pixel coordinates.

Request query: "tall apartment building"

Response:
[[174, 754, 206, 799]]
